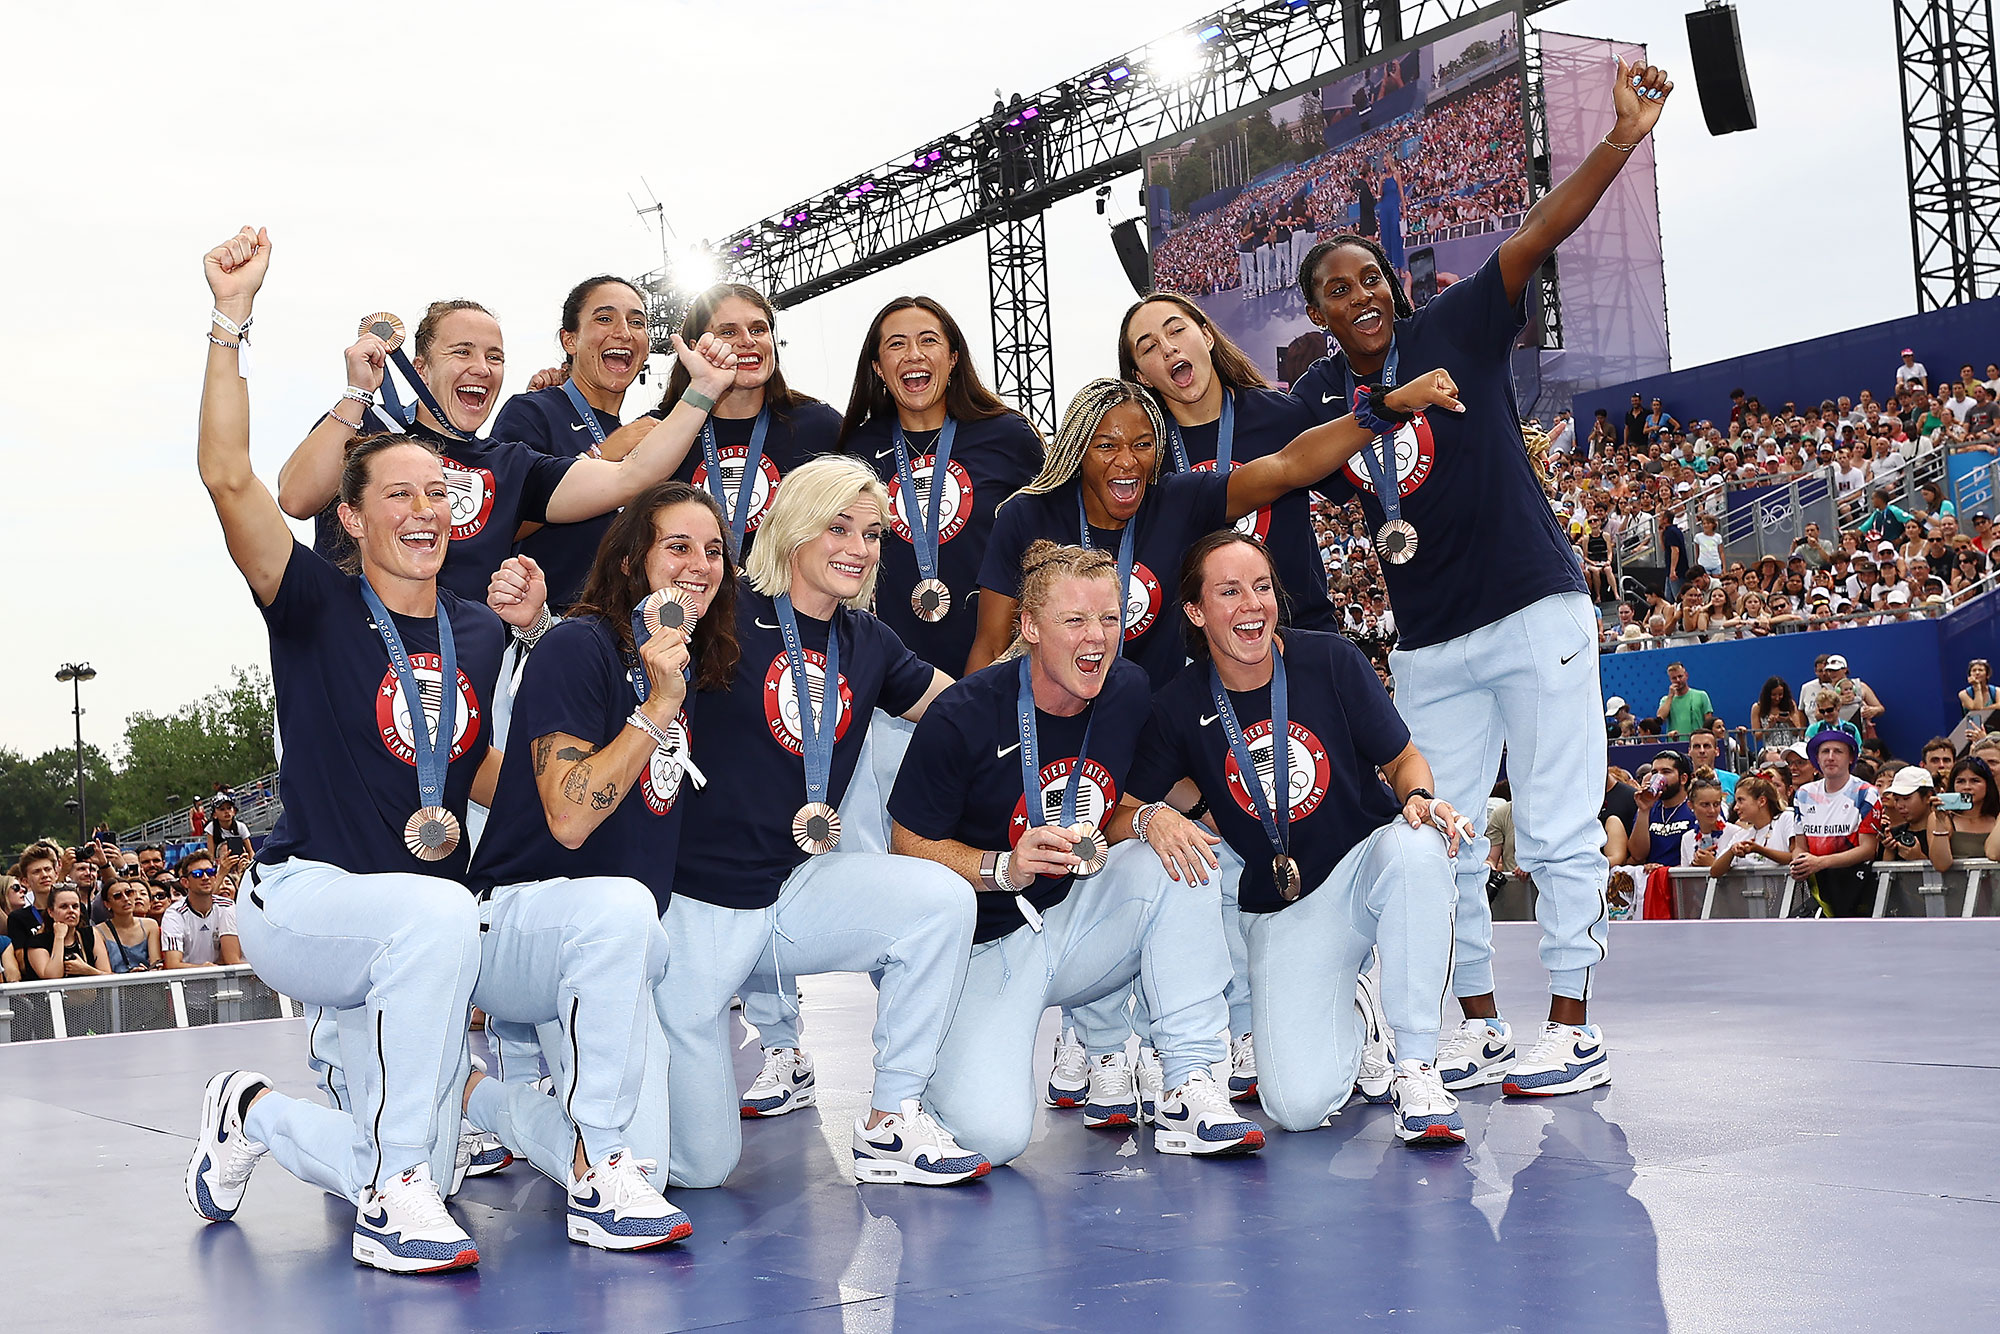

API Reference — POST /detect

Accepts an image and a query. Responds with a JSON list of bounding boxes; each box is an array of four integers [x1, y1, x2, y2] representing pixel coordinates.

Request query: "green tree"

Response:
[[0, 743, 115, 858], [107, 666, 276, 831], [1168, 151, 1214, 217]]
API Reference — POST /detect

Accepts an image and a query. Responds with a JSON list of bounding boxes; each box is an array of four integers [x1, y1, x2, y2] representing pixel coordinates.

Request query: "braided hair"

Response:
[[996, 540, 1121, 662], [1296, 233, 1415, 319], [1007, 378, 1168, 507]]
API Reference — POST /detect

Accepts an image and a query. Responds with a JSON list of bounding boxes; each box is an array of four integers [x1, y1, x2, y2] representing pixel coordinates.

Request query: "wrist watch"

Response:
[[978, 851, 1015, 893], [1405, 787, 1434, 803]]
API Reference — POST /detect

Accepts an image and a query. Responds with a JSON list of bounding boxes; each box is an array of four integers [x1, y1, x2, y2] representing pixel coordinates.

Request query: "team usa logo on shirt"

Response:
[[441, 457, 497, 539], [692, 450, 784, 532], [762, 651, 856, 756], [640, 709, 692, 815], [1009, 758, 1117, 843], [887, 456, 974, 546], [1222, 720, 1330, 822], [1188, 460, 1271, 541], [1338, 414, 1436, 498], [1122, 562, 1163, 640], [374, 654, 482, 767]]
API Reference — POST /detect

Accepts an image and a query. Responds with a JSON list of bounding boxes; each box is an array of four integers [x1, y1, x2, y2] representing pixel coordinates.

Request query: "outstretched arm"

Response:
[[198, 227, 294, 607], [1225, 371, 1463, 519], [1497, 58, 1673, 306], [542, 335, 738, 523]]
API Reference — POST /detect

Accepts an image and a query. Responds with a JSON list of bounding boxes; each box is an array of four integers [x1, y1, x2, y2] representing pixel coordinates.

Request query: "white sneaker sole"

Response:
[[740, 1086, 816, 1118], [852, 1155, 990, 1186], [567, 1210, 693, 1251], [351, 1234, 479, 1274], [1439, 1057, 1515, 1091], [1154, 1125, 1266, 1156], [1503, 1061, 1611, 1097]]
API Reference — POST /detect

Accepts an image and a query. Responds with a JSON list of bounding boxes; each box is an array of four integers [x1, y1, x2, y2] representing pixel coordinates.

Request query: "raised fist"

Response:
[[204, 226, 271, 304]]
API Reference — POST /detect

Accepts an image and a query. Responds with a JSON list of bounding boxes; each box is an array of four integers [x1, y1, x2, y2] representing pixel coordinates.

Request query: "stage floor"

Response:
[[3, 921, 1995, 1333]]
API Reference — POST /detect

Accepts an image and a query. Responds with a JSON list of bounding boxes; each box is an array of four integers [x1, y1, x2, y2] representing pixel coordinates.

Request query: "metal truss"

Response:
[[1895, 0, 2000, 310]]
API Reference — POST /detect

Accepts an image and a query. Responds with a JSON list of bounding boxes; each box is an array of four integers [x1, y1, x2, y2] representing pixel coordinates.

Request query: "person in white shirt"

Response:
[[1547, 410, 1576, 457], [1832, 447, 1867, 496], [161, 851, 242, 968], [1706, 775, 1797, 876], [1895, 349, 1928, 391]]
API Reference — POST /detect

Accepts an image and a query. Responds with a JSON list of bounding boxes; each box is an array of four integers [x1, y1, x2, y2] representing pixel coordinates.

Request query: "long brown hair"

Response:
[[1116, 292, 1270, 396], [665, 283, 816, 421], [837, 296, 1019, 444], [1176, 530, 1291, 659], [568, 482, 741, 691]]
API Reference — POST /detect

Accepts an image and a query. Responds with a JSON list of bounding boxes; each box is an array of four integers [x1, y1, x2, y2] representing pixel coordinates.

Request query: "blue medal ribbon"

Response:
[[1165, 390, 1235, 475], [359, 578, 457, 815], [700, 408, 771, 555], [1016, 656, 1096, 840], [561, 380, 610, 456], [1076, 490, 1137, 633], [774, 594, 839, 810], [377, 348, 476, 443], [1343, 342, 1403, 529], [1208, 648, 1289, 860], [892, 417, 958, 584]]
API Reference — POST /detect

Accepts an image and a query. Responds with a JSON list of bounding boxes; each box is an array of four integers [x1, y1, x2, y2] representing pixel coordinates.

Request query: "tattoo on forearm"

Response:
[[555, 744, 597, 763], [533, 736, 555, 775], [563, 761, 593, 804], [590, 783, 618, 811]]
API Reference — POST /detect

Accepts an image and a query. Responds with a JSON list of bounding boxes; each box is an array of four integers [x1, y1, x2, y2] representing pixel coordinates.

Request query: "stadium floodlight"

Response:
[[1144, 30, 1209, 85], [668, 244, 720, 294]]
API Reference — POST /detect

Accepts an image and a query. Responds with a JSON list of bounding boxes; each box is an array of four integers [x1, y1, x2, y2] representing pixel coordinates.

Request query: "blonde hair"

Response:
[[1009, 378, 1167, 506], [744, 454, 892, 610], [998, 540, 1120, 662]]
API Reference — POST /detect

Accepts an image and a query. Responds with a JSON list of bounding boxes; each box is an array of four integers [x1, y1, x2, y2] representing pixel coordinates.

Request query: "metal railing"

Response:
[[1643, 859, 2000, 920], [1600, 597, 1962, 655], [0, 964, 292, 1043], [117, 769, 282, 849]]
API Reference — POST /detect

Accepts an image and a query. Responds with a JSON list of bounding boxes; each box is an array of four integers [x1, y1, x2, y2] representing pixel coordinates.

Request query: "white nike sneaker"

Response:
[[851, 1099, 991, 1185], [1353, 973, 1396, 1104], [567, 1149, 693, 1251], [1503, 1023, 1610, 1097], [1390, 1059, 1466, 1147], [740, 1046, 816, 1118], [1082, 1051, 1141, 1129], [353, 1163, 478, 1274], [1227, 1032, 1259, 1102], [1135, 1047, 1164, 1123], [186, 1070, 270, 1222], [1045, 1028, 1089, 1108], [456, 1119, 513, 1187], [1154, 1069, 1266, 1156], [1436, 1016, 1517, 1090]]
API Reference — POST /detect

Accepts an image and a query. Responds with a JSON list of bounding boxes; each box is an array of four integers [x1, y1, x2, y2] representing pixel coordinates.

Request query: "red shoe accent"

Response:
[[1502, 1081, 1545, 1097], [414, 1247, 480, 1273], [1092, 1112, 1133, 1127], [972, 1161, 992, 1178], [1229, 1083, 1259, 1103], [740, 1106, 761, 1118], [1242, 1129, 1266, 1149], [1050, 1095, 1082, 1108]]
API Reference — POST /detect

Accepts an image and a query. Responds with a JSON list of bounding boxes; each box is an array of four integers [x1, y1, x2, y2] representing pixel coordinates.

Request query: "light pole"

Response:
[[55, 662, 96, 847]]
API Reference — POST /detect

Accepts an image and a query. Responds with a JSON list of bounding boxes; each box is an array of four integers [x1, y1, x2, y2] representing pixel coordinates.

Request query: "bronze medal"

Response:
[[404, 806, 463, 862], [911, 578, 952, 623], [1272, 854, 1303, 901], [1071, 829, 1108, 877], [640, 587, 698, 637], [358, 311, 407, 354], [792, 801, 842, 856], [1376, 519, 1418, 565]]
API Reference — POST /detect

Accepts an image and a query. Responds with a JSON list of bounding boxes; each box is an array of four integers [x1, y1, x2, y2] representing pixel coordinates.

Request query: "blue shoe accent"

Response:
[[192, 1157, 229, 1221], [572, 1188, 601, 1210], [352, 1223, 474, 1263], [571, 1204, 692, 1239], [915, 1151, 988, 1175], [1507, 1051, 1609, 1090], [1084, 1100, 1139, 1124], [1197, 1118, 1262, 1143], [468, 1143, 511, 1170]]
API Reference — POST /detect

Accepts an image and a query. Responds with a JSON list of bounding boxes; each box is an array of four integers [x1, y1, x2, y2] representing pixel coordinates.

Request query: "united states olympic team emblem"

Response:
[[1009, 758, 1117, 842], [1222, 720, 1331, 822], [763, 651, 856, 756], [375, 655, 482, 766], [887, 456, 974, 546], [1189, 459, 1271, 541], [692, 449, 784, 532], [1122, 561, 1163, 640], [642, 711, 691, 814], [442, 458, 497, 539], [1338, 413, 1436, 498]]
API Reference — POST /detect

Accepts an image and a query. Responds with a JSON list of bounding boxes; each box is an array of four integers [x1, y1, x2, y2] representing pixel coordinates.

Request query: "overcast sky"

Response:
[[0, 0, 1904, 760]]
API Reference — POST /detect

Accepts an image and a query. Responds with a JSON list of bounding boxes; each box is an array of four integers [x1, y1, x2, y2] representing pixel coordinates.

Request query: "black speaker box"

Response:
[[1685, 4, 1757, 135]]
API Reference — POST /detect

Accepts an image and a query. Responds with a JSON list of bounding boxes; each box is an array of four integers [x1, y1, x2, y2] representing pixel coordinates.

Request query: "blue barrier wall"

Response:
[[1594, 601, 1999, 762], [1575, 295, 2000, 440]]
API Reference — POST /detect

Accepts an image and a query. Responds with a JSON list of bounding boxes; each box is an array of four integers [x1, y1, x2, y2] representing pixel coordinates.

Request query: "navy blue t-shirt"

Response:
[[846, 412, 1044, 676], [495, 387, 622, 613], [673, 399, 843, 565], [310, 419, 576, 606], [889, 657, 1150, 944], [1646, 799, 1697, 868], [257, 542, 507, 880], [674, 584, 935, 909], [1165, 388, 1335, 632], [1292, 250, 1584, 649], [1126, 630, 1409, 913], [468, 616, 689, 911], [980, 471, 1229, 690]]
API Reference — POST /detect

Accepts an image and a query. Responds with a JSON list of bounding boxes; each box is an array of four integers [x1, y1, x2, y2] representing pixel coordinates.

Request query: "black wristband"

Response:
[[1184, 797, 1209, 820], [1405, 787, 1434, 803]]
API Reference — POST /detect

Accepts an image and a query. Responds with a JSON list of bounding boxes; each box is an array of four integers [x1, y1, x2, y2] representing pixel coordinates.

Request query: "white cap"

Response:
[[1885, 765, 1935, 796], [1888, 589, 1910, 604], [1605, 696, 1628, 716], [1826, 654, 1849, 670]]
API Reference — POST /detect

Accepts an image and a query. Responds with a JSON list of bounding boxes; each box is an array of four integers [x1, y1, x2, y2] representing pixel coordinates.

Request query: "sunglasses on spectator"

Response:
[[151, 889, 173, 901], [183, 866, 217, 879]]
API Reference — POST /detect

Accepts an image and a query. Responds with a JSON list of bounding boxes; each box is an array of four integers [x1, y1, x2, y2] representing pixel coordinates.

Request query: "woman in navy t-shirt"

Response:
[[457, 482, 749, 1252], [892, 541, 1262, 1165], [496, 275, 653, 612], [182, 228, 536, 1275], [1287, 57, 1676, 1100], [657, 456, 990, 1190], [1122, 532, 1466, 1144]]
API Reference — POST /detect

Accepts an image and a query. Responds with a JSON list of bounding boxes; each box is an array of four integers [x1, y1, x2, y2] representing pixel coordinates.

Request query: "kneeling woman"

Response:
[[893, 542, 1262, 1165], [1121, 532, 1469, 1145], [461, 481, 741, 1249], [663, 455, 988, 1188]]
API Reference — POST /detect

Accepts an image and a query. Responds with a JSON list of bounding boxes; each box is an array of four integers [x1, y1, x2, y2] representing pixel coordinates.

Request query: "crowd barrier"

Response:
[[0, 965, 291, 1044], [1500, 859, 1998, 921]]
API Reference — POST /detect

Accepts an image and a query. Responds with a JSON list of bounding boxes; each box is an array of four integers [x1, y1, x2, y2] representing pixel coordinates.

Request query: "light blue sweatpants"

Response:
[[459, 877, 669, 1184], [1388, 591, 1610, 1001], [239, 858, 478, 1202], [926, 841, 1230, 1165], [1245, 820, 1457, 1132], [657, 850, 974, 1189], [1067, 840, 1253, 1051], [739, 711, 918, 1051]]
